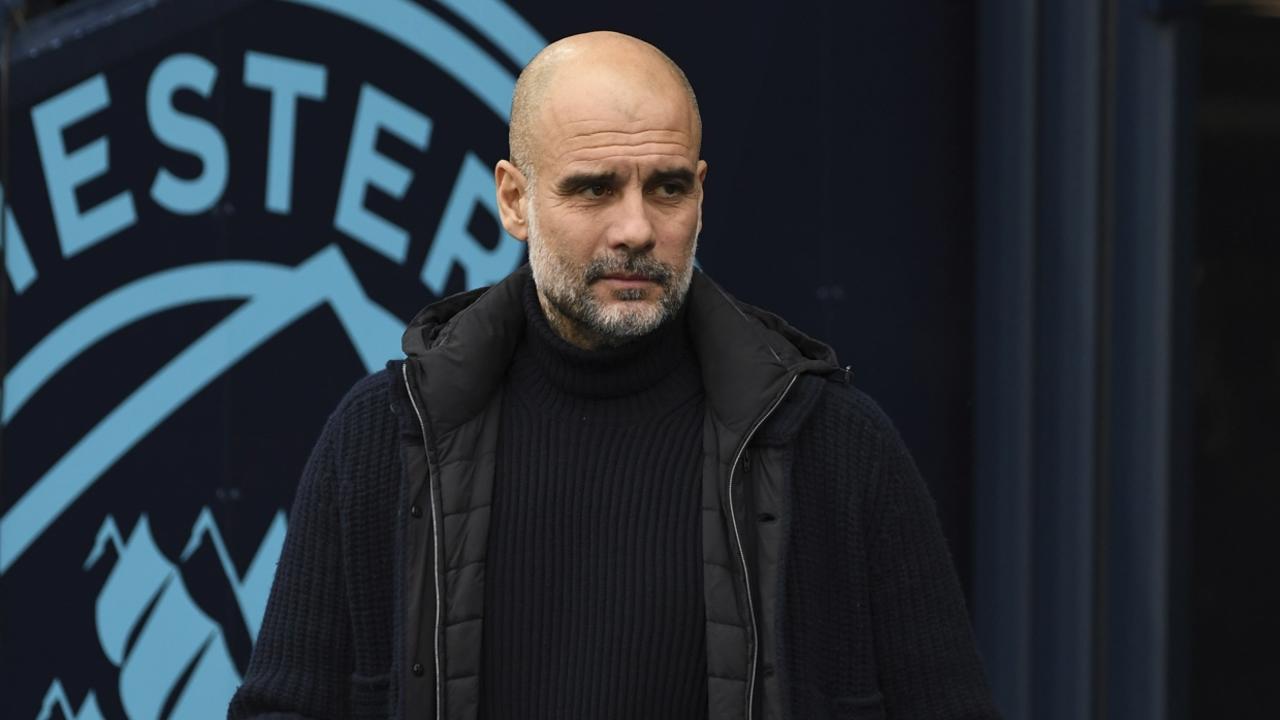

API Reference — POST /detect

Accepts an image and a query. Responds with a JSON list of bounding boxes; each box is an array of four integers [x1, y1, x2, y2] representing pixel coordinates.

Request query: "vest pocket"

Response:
[[829, 691, 885, 720], [350, 672, 391, 720]]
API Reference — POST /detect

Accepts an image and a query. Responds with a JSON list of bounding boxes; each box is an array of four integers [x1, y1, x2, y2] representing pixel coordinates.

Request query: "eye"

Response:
[[654, 182, 688, 198], [582, 184, 610, 199]]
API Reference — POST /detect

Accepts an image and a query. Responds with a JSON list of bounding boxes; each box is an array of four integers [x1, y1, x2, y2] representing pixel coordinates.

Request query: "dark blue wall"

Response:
[[0, 1, 980, 716]]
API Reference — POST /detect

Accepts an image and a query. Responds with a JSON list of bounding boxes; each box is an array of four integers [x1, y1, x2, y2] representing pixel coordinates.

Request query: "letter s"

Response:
[[148, 54, 229, 215]]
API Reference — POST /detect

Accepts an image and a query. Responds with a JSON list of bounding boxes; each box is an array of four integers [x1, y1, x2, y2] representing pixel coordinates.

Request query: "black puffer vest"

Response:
[[394, 268, 839, 720], [231, 267, 999, 720]]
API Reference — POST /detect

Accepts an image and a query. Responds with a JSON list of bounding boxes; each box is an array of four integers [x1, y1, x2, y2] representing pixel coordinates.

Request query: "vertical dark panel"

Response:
[[973, 2, 1036, 717], [0, 13, 12, 702], [975, 0, 1196, 717], [1194, 13, 1280, 717], [1032, 2, 1102, 718], [1104, 1, 1194, 718], [1166, 20, 1197, 720]]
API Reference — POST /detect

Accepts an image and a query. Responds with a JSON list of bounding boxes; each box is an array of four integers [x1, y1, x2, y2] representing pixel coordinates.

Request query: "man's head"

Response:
[[494, 31, 707, 350]]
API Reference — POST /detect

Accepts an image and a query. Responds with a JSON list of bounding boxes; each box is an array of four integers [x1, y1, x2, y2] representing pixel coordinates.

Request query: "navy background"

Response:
[[0, 1, 978, 717]]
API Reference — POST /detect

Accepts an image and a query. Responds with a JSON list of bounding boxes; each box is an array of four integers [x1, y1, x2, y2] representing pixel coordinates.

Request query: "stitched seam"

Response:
[[446, 557, 485, 574], [442, 503, 492, 519]]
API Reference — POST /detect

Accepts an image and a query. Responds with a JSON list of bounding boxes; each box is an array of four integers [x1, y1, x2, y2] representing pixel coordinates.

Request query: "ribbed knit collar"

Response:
[[507, 275, 702, 421]]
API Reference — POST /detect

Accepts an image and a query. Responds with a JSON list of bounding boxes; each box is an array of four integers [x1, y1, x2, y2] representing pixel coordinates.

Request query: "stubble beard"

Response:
[[526, 197, 699, 350]]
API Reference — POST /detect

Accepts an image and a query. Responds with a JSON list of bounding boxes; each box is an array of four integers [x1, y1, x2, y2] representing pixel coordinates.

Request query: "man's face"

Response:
[[520, 67, 707, 348]]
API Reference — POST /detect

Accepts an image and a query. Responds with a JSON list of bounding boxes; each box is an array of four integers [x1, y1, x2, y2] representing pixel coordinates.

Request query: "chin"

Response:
[[616, 289, 656, 302]]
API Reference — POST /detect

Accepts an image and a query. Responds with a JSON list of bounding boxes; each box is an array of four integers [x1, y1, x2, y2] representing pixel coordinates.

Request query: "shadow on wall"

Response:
[[1193, 6, 1280, 717]]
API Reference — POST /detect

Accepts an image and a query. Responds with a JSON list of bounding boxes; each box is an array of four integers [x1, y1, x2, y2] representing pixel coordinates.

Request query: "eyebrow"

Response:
[[553, 167, 697, 195], [646, 168, 696, 187], [554, 171, 619, 194]]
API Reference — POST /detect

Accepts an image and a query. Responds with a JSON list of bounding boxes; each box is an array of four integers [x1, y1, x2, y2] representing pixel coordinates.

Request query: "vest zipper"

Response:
[[402, 363, 443, 720], [728, 372, 799, 720]]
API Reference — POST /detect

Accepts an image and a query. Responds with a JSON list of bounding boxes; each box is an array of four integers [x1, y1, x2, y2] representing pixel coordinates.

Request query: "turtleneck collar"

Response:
[[507, 274, 702, 421]]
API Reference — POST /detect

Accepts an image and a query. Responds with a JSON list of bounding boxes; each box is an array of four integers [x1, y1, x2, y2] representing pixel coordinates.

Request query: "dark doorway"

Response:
[[1193, 5, 1280, 717]]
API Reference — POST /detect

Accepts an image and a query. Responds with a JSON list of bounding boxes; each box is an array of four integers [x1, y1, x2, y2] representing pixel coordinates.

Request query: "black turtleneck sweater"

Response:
[[478, 280, 708, 719]]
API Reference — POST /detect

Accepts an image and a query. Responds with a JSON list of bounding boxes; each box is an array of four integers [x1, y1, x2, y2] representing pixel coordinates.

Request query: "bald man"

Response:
[[231, 32, 998, 720]]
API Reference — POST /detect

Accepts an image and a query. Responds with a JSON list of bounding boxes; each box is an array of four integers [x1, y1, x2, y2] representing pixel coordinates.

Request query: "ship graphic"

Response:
[[38, 680, 105, 720], [40, 509, 286, 719]]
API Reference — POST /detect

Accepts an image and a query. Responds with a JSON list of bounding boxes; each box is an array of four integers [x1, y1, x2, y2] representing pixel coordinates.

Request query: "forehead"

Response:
[[535, 68, 698, 175]]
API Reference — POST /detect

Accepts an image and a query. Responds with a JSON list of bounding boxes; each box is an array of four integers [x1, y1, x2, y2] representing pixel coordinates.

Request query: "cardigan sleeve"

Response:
[[228, 412, 353, 720], [867, 425, 1002, 720]]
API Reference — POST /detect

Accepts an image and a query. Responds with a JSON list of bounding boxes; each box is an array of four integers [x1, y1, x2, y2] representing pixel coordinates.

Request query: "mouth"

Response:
[[598, 273, 658, 286]]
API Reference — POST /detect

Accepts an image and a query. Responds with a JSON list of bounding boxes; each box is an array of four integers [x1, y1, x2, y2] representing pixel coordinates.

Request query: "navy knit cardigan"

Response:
[[229, 367, 999, 720]]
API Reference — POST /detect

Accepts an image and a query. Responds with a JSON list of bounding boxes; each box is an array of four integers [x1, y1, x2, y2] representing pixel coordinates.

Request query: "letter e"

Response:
[[334, 84, 431, 264], [31, 74, 137, 258]]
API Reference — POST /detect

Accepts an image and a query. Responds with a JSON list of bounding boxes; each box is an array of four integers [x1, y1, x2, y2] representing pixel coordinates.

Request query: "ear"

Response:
[[495, 160, 530, 242], [695, 159, 708, 231]]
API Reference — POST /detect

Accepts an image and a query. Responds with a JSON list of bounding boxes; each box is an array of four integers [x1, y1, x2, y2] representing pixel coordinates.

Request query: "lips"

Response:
[[601, 274, 654, 282], [584, 257, 672, 286]]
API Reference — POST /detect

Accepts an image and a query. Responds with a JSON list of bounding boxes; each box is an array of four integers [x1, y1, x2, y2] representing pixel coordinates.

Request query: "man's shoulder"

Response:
[[332, 366, 396, 418], [815, 378, 902, 439], [773, 372, 907, 458], [320, 366, 403, 453]]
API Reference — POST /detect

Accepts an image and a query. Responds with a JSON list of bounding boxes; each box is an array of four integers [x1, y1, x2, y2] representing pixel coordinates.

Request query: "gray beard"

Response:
[[526, 203, 697, 349]]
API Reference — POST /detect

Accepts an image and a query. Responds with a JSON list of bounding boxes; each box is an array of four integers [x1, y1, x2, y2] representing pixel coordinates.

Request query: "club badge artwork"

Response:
[[1, 1, 542, 716]]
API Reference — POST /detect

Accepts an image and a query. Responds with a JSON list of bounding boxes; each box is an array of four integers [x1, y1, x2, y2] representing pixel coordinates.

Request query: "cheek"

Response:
[[539, 211, 598, 253], [655, 211, 700, 250]]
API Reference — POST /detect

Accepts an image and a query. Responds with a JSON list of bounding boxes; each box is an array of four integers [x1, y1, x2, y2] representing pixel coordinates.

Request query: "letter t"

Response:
[[243, 52, 328, 215]]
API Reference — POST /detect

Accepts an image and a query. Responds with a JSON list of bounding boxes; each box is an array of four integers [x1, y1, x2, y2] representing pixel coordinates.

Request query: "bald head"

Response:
[[508, 31, 702, 183]]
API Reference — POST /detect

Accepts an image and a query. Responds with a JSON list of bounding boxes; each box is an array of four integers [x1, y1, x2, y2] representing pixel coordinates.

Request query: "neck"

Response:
[[517, 275, 699, 404]]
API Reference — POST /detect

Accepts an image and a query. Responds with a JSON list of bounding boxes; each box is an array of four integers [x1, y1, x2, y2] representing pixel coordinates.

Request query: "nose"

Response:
[[604, 188, 656, 254]]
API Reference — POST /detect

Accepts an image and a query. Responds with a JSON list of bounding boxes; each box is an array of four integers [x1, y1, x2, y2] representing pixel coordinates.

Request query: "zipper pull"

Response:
[[742, 448, 752, 474]]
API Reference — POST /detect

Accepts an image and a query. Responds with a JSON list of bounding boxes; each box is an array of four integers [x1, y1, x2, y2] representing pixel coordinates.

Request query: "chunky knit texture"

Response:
[[478, 283, 707, 718], [779, 382, 995, 719], [230, 364, 998, 720], [229, 370, 403, 720]]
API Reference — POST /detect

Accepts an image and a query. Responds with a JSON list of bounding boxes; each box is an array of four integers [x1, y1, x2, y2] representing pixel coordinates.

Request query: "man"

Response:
[[230, 31, 998, 720]]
